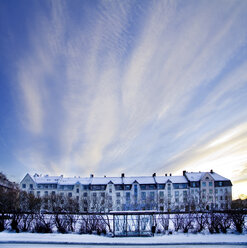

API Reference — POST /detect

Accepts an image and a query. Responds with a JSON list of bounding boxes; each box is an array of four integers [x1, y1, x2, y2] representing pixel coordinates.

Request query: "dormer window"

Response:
[[109, 184, 112, 193]]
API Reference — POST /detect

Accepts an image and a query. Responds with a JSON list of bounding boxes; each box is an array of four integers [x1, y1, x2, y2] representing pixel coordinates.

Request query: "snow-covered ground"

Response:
[[0, 232, 246, 246]]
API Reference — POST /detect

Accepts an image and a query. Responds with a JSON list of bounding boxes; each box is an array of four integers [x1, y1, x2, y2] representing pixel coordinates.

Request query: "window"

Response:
[[45, 191, 48, 196], [101, 192, 105, 197], [219, 182, 222, 187], [68, 192, 72, 197], [159, 198, 164, 204], [209, 182, 213, 187], [116, 192, 120, 197], [141, 192, 146, 200], [175, 198, 179, 203], [126, 192, 130, 201], [52, 191, 55, 195], [115, 185, 124, 190], [220, 196, 223, 200], [83, 192, 87, 197], [140, 185, 146, 190], [158, 184, 165, 189], [209, 189, 213, 194], [215, 189, 218, 194], [150, 192, 155, 200], [37, 191, 40, 196], [225, 196, 228, 200], [92, 185, 104, 191], [175, 191, 179, 197], [149, 185, 156, 190], [202, 182, 206, 187], [191, 189, 194, 194], [83, 185, 89, 190], [22, 184, 26, 189], [125, 185, 131, 190], [134, 184, 138, 192], [183, 190, 187, 196], [167, 184, 171, 190], [116, 200, 120, 205], [225, 188, 228, 193], [76, 196, 79, 201], [30, 184, 33, 189], [76, 188, 79, 193], [159, 191, 164, 197], [109, 185, 112, 193], [92, 192, 97, 197]]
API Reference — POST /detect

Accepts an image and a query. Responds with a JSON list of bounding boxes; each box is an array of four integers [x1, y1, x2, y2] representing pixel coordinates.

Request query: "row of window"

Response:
[[23, 183, 195, 191], [202, 181, 213, 187]]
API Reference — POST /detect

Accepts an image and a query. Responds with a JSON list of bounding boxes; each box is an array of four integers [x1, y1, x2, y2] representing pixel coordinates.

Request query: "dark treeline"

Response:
[[0, 186, 246, 235]]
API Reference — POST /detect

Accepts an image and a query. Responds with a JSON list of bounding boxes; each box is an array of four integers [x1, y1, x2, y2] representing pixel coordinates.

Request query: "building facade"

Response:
[[20, 170, 232, 212]]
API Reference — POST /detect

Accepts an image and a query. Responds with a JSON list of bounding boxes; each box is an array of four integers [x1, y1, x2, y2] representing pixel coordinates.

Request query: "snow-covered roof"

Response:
[[185, 172, 230, 181], [210, 172, 229, 181], [155, 176, 188, 184], [59, 177, 92, 185], [91, 177, 122, 185], [27, 171, 230, 186], [123, 176, 156, 185], [34, 176, 62, 184]]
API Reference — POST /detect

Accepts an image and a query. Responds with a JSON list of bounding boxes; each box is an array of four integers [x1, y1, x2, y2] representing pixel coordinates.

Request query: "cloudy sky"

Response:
[[0, 0, 247, 199]]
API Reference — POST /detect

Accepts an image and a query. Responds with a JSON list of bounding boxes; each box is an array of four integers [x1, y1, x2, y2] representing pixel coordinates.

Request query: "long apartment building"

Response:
[[20, 170, 232, 212]]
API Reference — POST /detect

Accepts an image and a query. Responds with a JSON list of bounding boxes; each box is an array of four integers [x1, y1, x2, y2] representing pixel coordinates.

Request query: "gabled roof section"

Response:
[[185, 172, 230, 182], [210, 172, 230, 181], [20, 173, 35, 184]]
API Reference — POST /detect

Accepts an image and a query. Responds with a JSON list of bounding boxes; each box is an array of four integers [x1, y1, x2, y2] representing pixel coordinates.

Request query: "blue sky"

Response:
[[0, 0, 247, 199]]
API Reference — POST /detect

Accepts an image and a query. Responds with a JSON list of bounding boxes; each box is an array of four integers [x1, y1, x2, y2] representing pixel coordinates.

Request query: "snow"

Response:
[[91, 177, 122, 185], [0, 232, 246, 245], [185, 172, 229, 182], [156, 176, 188, 184]]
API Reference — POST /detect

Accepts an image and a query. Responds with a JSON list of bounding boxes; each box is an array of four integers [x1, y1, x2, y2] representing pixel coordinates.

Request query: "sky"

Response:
[[0, 0, 247, 199]]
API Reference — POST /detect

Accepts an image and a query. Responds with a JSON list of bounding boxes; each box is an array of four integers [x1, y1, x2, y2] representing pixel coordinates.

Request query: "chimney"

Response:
[[170, 173, 172, 176], [90, 174, 94, 178], [165, 173, 167, 176], [152, 173, 156, 177], [104, 175, 106, 177], [210, 169, 213, 173], [121, 173, 125, 178], [183, 170, 186, 176]]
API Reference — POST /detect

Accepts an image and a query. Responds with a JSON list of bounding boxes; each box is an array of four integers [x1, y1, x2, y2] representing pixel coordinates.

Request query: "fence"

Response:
[[1, 210, 246, 236]]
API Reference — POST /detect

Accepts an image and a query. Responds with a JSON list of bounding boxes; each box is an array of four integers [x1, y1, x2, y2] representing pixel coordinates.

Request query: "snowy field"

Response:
[[0, 245, 246, 248], [0, 232, 246, 246]]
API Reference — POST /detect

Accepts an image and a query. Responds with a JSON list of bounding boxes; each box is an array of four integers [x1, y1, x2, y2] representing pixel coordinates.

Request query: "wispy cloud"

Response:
[[8, 0, 247, 198]]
